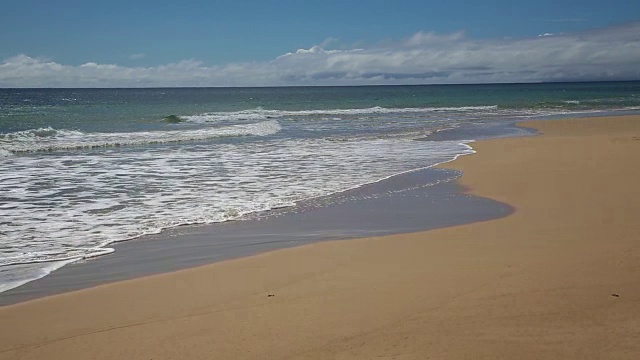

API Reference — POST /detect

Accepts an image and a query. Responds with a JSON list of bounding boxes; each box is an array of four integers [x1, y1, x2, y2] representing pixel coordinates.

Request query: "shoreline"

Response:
[[1, 114, 639, 359], [0, 127, 489, 298], [1, 158, 513, 305], [0, 110, 629, 299], [1, 118, 530, 304]]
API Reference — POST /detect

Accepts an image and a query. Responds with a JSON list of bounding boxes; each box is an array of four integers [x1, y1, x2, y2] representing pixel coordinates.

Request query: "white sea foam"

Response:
[[0, 120, 281, 154], [0, 135, 473, 276]]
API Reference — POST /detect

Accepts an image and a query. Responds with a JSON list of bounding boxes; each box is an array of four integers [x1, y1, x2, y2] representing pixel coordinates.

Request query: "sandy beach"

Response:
[[1, 115, 639, 359]]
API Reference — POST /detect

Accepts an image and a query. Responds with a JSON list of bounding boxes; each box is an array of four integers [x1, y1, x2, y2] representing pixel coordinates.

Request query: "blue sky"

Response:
[[1, 0, 639, 87]]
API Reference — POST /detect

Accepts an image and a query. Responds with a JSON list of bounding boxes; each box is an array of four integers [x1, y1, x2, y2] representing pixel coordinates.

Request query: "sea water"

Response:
[[1, 82, 639, 292]]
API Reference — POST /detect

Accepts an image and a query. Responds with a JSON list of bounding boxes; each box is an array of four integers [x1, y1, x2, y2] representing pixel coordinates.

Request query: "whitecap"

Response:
[[181, 105, 500, 123], [0, 120, 281, 154]]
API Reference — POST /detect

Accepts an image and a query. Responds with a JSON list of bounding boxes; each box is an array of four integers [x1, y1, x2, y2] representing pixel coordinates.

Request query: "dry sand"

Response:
[[1, 115, 639, 359]]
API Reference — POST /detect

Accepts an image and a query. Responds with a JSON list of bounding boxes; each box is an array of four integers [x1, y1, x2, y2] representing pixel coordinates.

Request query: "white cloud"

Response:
[[1, 22, 639, 87]]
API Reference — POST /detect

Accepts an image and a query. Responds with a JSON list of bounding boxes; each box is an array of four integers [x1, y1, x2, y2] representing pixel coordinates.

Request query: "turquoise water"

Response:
[[2, 82, 639, 134], [1, 81, 639, 293]]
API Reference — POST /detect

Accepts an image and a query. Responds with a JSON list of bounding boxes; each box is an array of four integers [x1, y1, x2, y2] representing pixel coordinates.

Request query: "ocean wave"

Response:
[[0, 136, 474, 285], [0, 149, 13, 157], [0, 120, 281, 154], [182, 105, 500, 123]]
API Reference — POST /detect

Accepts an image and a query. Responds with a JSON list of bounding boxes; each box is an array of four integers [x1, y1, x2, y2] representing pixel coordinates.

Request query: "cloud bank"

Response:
[[1, 22, 639, 87]]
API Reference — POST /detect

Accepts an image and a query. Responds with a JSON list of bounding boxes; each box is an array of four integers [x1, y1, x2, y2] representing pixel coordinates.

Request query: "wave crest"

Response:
[[0, 120, 281, 154], [183, 105, 499, 123]]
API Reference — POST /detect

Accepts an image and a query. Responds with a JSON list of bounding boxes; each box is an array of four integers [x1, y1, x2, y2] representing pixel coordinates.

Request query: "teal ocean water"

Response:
[[1, 82, 639, 293]]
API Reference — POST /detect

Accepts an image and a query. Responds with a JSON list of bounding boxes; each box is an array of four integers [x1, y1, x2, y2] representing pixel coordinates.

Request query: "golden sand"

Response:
[[1, 115, 639, 359]]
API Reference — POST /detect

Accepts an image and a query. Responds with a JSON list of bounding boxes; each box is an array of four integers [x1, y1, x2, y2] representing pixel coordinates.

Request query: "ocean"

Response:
[[1, 82, 639, 294]]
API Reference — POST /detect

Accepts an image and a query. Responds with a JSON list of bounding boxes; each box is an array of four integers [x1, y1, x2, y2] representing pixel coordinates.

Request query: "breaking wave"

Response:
[[0, 120, 281, 154], [183, 105, 500, 123]]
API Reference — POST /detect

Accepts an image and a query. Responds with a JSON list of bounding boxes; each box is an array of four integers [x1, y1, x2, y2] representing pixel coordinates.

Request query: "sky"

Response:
[[1, 0, 639, 87]]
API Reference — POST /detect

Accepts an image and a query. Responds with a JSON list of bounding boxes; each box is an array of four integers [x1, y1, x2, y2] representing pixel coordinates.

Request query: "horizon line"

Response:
[[2, 79, 639, 90]]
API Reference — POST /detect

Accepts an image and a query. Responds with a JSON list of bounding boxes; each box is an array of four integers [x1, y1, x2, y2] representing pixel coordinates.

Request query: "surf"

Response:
[[0, 120, 281, 154]]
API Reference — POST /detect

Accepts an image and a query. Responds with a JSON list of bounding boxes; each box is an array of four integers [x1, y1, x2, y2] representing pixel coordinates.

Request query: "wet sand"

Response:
[[1, 115, 639, 359], [0, 166, 512, 305]]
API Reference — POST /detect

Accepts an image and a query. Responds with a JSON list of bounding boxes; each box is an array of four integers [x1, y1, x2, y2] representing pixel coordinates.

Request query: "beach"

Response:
[[1, 83, 635, 293], [1, 114, 639, 359]]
